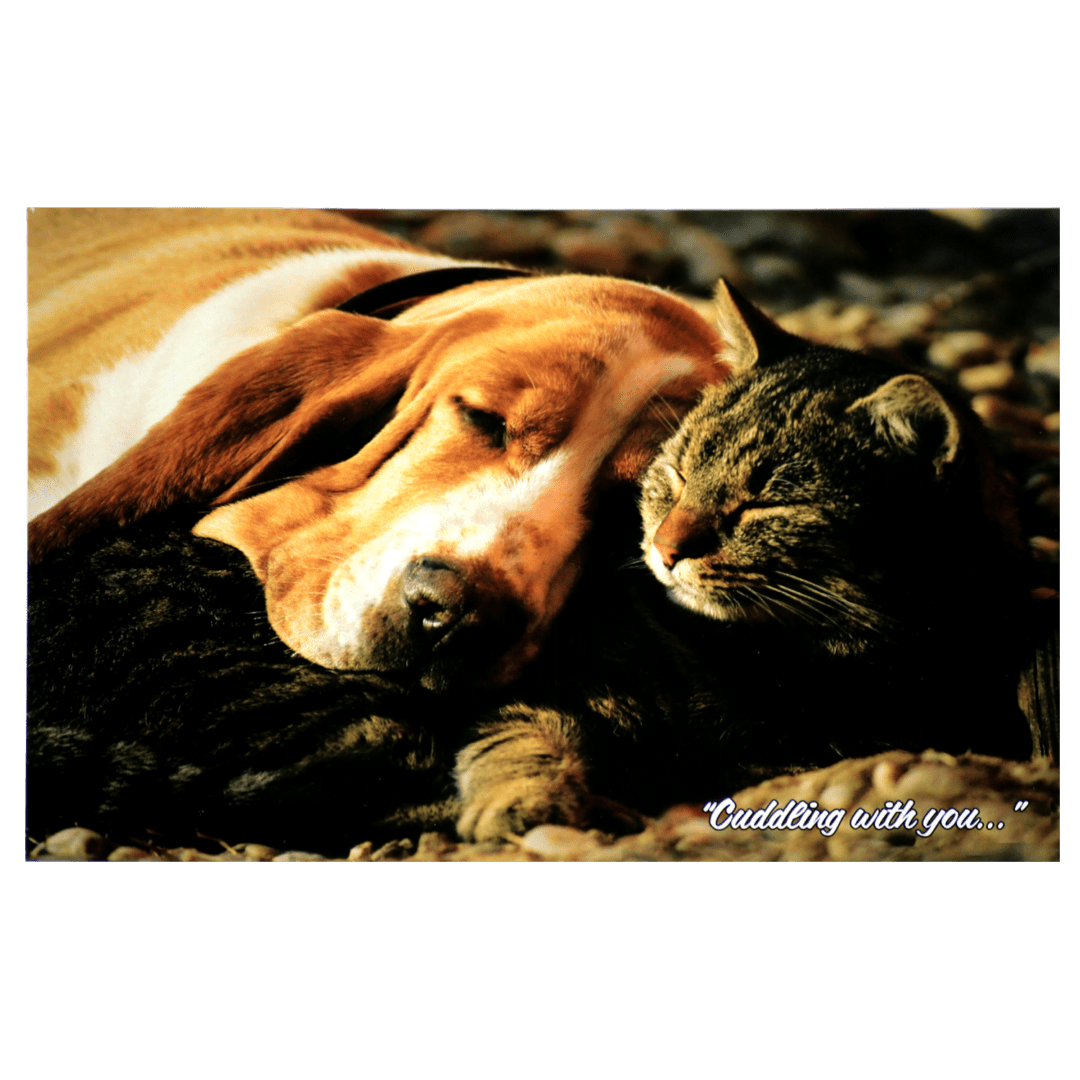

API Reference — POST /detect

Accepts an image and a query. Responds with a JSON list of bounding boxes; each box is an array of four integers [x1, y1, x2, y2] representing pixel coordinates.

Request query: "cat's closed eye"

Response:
[[660, 462, 685, 501]]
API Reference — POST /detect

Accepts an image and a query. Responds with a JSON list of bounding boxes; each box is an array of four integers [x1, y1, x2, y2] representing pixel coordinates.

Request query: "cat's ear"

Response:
[[713, 278, 802, 371], [848, 374, 962, 476]]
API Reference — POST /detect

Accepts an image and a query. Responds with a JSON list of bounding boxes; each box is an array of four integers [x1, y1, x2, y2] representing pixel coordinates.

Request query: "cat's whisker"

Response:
[[775, 571, 891, 626], [649, 398, 679, 437], [747, 585, 820, 626], [762, 583, 847, 630]]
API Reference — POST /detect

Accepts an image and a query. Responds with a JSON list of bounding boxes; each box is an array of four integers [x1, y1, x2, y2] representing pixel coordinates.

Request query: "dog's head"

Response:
[[30, 274, 728, 690]]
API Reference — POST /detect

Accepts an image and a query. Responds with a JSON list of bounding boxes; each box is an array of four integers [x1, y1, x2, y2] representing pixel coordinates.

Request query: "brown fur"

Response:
[[28, 209, 729, 690]]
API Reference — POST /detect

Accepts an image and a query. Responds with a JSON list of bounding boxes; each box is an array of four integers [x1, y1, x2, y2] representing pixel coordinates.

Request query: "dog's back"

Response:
[[28, 208, 432, 516]]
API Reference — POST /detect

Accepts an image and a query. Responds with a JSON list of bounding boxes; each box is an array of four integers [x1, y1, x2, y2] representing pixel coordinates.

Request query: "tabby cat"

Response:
[[452, 282, 1037, 838], [26, 283, 1036, 852]]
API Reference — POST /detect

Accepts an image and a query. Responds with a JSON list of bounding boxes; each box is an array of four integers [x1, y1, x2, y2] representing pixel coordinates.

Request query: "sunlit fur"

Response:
[[28, 209, 729, 691], [641, 338, 1025, 659]]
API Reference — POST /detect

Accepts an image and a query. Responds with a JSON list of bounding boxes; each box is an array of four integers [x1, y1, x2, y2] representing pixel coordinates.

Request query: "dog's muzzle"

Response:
[[364, 555, 529, 691]]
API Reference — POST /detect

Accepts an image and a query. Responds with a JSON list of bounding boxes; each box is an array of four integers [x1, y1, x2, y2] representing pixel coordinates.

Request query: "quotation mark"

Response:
[[703, 801, 719, 813], [1014, 800, 1030, 812]]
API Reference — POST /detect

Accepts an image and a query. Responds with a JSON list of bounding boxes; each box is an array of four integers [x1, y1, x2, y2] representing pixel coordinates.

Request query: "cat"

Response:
[[25, 282, 1037, 853], [452, 282, 1038, 838]]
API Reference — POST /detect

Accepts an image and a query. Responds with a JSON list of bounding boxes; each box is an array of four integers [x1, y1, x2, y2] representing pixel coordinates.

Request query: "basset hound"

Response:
[[28, 208, 729, 690]]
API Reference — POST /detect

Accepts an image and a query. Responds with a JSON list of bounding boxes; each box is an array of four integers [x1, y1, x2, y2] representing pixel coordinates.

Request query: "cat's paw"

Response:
[[456, 774, 589, 843], [455, 707, 591, 842]]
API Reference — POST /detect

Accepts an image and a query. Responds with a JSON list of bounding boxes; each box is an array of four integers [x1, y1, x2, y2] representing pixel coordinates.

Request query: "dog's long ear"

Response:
[[714, 278, 803, 372], [28, 310, 415, 563]]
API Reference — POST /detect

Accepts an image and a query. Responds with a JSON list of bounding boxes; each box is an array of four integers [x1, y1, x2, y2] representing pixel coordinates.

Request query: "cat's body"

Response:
[[455, 284, 1038, 836], [26, 283, 1036, 853]]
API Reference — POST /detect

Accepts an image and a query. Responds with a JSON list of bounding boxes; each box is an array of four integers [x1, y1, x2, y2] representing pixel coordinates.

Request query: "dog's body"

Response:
[[29, 208, 728, 691]]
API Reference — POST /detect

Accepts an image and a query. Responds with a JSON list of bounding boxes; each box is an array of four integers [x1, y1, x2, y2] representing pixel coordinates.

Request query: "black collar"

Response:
[[335, 266, 535, 320]]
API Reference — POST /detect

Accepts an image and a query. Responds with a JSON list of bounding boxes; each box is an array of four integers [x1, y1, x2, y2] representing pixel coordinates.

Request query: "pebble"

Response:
[[778, 300, 877, 351], [518, 824, 603, 860], [1008, 436, 1060, 462], [958, 360, 1021, 394], [1025, 339, 1060, 379], [743, 252, 805, 289], [347, 841, 374, 862], [271, 851, 328, 862], [41, 827, 109, 860], [240, 844, 279, 861], [1029, 536, 1060, 562], [666, 224, 746, 291], [415, 212, 555, 262], [550, 228, 634, 277], [107, 846, 157, 861], [969, 394, 1046, 435], [926, 330, 1000, 370], [370, 839, 414, 861]]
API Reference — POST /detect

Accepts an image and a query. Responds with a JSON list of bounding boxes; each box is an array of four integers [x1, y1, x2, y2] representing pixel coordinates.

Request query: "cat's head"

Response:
[[640, 280, 1022, 655]]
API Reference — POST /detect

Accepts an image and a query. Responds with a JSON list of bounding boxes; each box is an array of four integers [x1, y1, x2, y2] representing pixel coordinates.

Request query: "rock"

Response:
[[927, 330, 1000, 370], [347, 841, 374, 862], [958, 360, 1021, 394], [40, 827, 109, 860], [239, 844, 279, 861], [415, 212, 555, 262], [412, 832, 456, 860], [550, 228, 633, 276], [1029, 536, 1060, 562], [743, 252, 805, 289], [370, 839, 414, 862], [666, 224, 747, 291], [777, 299, 877, 351], [1025, 338, 1060, 379], [518, 824, 603, 860], [271, 851, 328, 862], [107, 846, 157, 861], [969, 394, 1046, 435]]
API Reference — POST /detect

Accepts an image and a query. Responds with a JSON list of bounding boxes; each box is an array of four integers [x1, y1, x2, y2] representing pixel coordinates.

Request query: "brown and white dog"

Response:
[[28, 208, 729, 690]]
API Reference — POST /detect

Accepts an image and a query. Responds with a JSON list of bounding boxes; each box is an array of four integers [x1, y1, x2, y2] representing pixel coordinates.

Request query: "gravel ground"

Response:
[[28, 209, 1059, 863]]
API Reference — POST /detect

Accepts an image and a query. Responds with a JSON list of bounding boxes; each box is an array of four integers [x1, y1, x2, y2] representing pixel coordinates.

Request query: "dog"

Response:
[[28, 208, 729, 691]]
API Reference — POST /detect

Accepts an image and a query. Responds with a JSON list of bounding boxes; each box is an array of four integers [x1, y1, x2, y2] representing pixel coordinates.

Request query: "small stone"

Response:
[[1029, 536, 1060, 562], [958, 360, 1021, 394], [550, 228, 633, 277], [347, 841, 374, 862], [930, 209, 994, 230], [777, 299, 877, 350], [240, 844, 279, 861], [43, 827, 108, 860], [871, 760, 903, 793], [1008, 437, 1060, 462], [370, 839, 414, 862], [413, 832, 456, 860], [1043, 412, 1060, 433], [107, 846, 156, 861], [969, 394, 1046, 435], [518, 824, 602, 860], [836, 270, 896, 307], [667, 225, 747, 291], [415, 212, 555, 262], [926, 330, 999, 370], [1034, 487, 1060, 515], [744, 252, 805, 288], [894, 762, 965, 801], [271, 851, 328, 862], [871, 302, 938, 344], [1025, 339, 1060, 379]]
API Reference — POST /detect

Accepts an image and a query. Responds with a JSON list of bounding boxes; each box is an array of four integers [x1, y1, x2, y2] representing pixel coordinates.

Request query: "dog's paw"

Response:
[[456, 774, 589, 843]]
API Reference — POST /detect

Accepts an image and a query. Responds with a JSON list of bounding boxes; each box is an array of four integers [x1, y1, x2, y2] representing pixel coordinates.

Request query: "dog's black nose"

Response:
[[402, 557, 471, 642]]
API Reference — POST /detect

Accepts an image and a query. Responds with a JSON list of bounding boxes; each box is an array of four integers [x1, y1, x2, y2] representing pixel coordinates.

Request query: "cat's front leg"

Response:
[[455, 705, 590, 842]]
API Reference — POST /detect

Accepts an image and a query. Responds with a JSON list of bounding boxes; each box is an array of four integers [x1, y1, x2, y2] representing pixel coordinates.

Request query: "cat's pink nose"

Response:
[[654, 540, 681, 568], [653, 506, 713, 567]]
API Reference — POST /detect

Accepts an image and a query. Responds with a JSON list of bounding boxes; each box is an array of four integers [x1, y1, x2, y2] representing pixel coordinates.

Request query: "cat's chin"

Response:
[[665, 586, 772, 624]]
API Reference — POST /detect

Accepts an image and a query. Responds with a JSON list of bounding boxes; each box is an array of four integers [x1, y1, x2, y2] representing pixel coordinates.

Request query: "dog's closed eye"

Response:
[[454, 396, 508, 449]]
